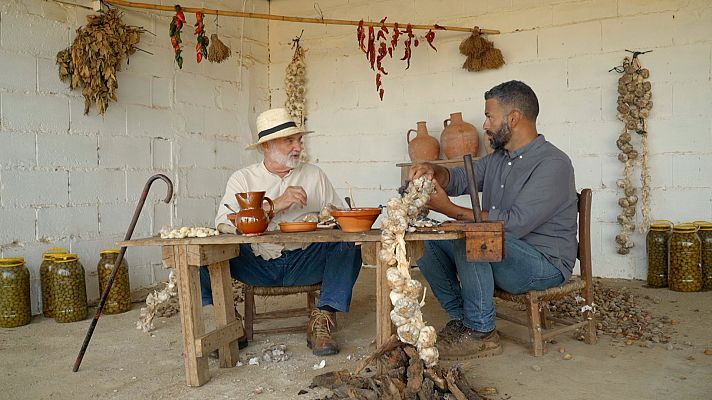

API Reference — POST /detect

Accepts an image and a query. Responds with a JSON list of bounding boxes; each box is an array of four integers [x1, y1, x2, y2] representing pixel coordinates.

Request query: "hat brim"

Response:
[[245, 127, 313, 150]]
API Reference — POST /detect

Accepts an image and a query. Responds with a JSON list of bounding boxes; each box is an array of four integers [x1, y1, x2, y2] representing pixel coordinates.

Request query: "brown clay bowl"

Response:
[[330, 207, 382, 232], [278, 221, 318, 233]]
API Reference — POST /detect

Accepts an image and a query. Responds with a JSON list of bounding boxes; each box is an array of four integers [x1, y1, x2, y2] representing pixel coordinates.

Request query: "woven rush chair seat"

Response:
[[494, 189, 597, 356], [243, 283, 323, 341]]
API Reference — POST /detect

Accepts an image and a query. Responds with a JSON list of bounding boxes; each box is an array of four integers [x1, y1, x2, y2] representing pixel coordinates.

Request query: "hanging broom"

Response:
[[459, 27, 505, 72], [207, 33, 231, 63]]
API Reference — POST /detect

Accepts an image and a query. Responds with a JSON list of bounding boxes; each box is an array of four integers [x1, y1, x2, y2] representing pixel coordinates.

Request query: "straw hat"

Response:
[[246, 108, 312, 149]]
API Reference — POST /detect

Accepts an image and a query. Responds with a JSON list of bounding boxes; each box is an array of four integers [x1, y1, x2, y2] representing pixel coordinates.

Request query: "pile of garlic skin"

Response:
[[380, 176, 439, 367], [614, 55, 653, 254], [160, 226, 219, 239], [285, 42, 306, 127], [136, 270, 179, 332]]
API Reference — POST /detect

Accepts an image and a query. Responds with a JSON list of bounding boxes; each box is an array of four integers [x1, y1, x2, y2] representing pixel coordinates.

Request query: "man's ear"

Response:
[[509, 109, 523, 128]]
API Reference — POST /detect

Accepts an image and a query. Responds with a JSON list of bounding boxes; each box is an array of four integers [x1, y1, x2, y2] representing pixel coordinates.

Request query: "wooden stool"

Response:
[[243, 283, 323, 341], [494, 189, 597, 356]]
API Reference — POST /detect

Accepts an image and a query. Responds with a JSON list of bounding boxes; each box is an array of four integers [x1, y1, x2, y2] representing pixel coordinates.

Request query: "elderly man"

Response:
[[409, 81, 578, 360], [200, 108, 362, 356]]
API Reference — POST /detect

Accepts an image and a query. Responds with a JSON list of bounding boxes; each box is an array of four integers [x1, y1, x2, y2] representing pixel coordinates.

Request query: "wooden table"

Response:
[[120, 226, 503, 387]]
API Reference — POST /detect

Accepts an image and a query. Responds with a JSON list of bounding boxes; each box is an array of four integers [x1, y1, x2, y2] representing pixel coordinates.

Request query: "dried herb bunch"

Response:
[[613, 53, 653, 254], [285, 35, 307, 127], [459, 27, 505, 72], [207, 33, 231, 63], [56, 8, 142, 115]]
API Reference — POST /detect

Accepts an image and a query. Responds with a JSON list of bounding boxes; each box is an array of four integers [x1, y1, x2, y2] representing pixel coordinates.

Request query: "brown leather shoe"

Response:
[[438, 328, 502, 361], [438, 319, 465, 341], [307, 309, 339, 356]]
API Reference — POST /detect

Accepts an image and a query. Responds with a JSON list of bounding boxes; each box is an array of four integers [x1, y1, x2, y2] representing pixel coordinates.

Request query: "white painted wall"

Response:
[[0, 0, 269, 313], [268, 0, 712, 279]]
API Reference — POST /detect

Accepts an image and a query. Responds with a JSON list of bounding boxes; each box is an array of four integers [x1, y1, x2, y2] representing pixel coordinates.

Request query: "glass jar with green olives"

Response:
[[668, 224, 703, 292], [51, 254, 88, 323], [0, 258, 31, 328], [646, 220, 673, 288], [693, 221, 712, 291], [40, 248, 68, 318], [97, 249, 131, 314]]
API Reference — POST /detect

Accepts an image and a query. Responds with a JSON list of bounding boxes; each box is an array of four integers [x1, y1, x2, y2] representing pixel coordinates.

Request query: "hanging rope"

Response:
[[102, 0, 500, 34]]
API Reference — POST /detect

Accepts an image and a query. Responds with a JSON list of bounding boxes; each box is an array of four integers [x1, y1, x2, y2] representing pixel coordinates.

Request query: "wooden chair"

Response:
[[243, 283, 323, 341], [494, 189, 597, 356]]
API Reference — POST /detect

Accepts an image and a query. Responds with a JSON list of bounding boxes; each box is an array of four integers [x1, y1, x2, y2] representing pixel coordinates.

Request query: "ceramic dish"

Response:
[[330, 207, 382, 232], [278, 221, 318, 233]]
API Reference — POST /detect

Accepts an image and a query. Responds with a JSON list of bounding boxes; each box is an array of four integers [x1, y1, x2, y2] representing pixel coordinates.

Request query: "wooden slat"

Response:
[[464, 231, 504, 262], [495, 311, 529, 327], [361, 242, 378, 265], [194, 320, 244, 358], [162, 246, 175, 268], [119, 229, 465, 247], [208, 260, 240, 368], [541, 322, 586, 341], [187, 244, 240, 267], [254, 308, 309, 320], [253, 326, 307, 335], [174, 245, 210, 387]]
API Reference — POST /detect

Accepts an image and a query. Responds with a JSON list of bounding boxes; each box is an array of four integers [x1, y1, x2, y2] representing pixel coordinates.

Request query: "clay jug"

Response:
[[407, 121, 440, 162], [440, 112, 479, 159], [233, 191, 274, 236]]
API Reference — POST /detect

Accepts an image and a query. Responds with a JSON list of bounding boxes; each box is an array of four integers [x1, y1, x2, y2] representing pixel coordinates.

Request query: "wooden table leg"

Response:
[[174, 245, 210, 387], [208, 260, 241, 368], [374, 242, 393, 347]]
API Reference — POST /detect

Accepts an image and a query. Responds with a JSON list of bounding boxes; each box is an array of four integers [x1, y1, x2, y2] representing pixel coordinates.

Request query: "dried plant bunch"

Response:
[[57, 8, 142, 115], [380, 176, 439, 367], [614, 55, 653, 254], [459, 28, 505, 72], [207, 33, 231, 63], [285, 40, 307, 127]]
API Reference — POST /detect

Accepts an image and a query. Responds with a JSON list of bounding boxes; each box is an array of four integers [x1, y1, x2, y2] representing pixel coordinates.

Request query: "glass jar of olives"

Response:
[[646, 220, 673, 288], [51, 254, 88, 323], [693, 221, 712, 291], [0, 258, 32, 328], [97, 249, 131, 314], [40, 248, 68, 318], [668, 223, 702, 292]]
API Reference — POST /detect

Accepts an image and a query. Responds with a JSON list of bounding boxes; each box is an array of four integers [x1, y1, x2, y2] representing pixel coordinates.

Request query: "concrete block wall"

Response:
[[268, 0, 712, 279], [0, 0, 270, 313]]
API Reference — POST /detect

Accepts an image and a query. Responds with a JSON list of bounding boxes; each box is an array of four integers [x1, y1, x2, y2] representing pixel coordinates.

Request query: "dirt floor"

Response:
[[1, 267, 711, 400]]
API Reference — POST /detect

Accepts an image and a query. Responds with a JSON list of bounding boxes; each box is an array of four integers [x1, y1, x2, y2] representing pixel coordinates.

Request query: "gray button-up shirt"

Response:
[[445, 135, 578, 280]]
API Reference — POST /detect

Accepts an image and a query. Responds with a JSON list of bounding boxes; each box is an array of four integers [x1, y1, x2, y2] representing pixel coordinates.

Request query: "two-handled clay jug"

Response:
[[440, 112, 479, 159], [233, 191, 274, 236], [407, 121, 440, 162]]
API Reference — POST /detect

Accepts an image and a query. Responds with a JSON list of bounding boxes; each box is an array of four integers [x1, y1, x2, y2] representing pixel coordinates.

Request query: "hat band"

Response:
[[258, 121, 297, 139]]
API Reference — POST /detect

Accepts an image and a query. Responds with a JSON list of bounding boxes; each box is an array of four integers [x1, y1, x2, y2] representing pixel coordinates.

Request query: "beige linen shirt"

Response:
[[216, 161, 343, 259]]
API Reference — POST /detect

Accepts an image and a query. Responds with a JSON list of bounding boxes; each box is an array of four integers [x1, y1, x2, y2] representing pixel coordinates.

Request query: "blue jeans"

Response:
[[200, 242, 362, 312], [417, 234, 564, 332]]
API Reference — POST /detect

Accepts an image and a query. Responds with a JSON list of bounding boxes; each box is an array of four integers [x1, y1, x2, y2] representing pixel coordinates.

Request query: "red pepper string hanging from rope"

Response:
[[355, 18, 437, 100], [169, 5, 186, 68], [194, 11, 208, 63]]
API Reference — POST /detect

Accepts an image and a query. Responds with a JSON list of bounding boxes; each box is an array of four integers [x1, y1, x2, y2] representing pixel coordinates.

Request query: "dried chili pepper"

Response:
[[357, 20, 366, 53], [425, 29, 437, 51], [169, 5, 185, 68], [194, 11, 208, 63], [367, 26, 376, 69]]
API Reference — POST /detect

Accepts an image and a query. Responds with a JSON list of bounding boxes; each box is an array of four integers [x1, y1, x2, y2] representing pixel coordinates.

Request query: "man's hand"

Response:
[[427, 179, 453, 214], [408, 162, 450, 189], [273, 186, 308, 214]]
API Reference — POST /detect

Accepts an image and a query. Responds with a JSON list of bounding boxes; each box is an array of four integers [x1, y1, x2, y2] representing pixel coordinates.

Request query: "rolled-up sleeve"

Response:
[[444, 157, 485, 197], [487, 158, 572, 238]]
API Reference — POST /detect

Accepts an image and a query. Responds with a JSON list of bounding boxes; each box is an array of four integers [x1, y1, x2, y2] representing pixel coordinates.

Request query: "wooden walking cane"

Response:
[[73, 174, 173, 372]]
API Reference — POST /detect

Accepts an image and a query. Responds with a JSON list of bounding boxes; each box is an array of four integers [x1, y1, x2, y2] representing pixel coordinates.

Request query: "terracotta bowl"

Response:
[[330, 207, 382, 233], [279, 221, 318, 233]]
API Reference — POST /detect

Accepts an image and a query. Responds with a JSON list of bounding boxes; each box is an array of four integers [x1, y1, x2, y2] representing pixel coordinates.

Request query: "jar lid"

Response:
[[43, 252, 68, 261], [100, 249, 120, 255], [43, 247, 68, 255], [54, 253, 80, 263], [0, 257, 25, 267], [649, 220, 673, 231], [673, 223, 698, 233], [696, 222, 712, 231]]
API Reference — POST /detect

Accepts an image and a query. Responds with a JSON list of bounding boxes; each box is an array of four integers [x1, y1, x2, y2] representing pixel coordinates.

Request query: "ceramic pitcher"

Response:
[[441, 112, 479, 159], [407, 121, 440, 162], [233, 191, 274, 236]]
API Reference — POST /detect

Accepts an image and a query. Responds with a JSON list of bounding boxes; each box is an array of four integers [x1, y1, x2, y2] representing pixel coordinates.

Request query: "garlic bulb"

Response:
[[419, 346, 439, 367], [160, 226, 219, 239], [136, 270, 179, 332]]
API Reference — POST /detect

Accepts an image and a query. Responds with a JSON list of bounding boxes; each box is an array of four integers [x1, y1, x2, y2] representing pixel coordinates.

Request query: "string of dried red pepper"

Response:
[[357, 18, 436, 100], [169, 5, 186, 68], [194, 11, 209, 63]]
